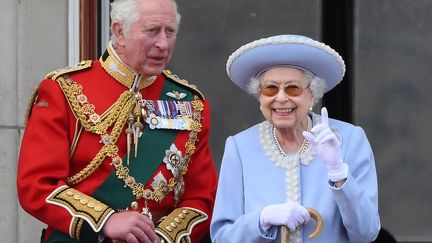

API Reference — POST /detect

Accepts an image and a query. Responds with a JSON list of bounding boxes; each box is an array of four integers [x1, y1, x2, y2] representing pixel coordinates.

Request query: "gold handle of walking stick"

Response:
[[280, 208, 323, 243]]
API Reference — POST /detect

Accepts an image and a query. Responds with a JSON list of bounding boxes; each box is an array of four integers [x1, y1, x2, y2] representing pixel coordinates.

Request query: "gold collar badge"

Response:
[[100, 42, 155, 90]]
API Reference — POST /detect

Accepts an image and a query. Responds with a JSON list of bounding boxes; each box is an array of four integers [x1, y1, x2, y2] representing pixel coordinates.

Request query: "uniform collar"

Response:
[[99, 42, 156, 90]]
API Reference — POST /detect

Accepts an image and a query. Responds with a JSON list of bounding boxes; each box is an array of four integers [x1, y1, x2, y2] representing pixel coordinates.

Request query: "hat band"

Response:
[[255, 64, 315, 79]]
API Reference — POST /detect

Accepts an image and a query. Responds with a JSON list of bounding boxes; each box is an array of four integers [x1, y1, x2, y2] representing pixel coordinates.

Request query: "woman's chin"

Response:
[[271, 120, 296, 130]]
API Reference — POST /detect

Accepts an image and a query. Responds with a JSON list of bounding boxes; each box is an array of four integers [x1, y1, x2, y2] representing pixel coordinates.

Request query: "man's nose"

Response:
[[155, 32, 169, 50]]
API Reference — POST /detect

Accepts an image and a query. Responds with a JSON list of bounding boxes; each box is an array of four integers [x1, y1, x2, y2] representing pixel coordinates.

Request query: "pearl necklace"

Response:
[[272, 116, 311, 158], [260, 115, 315, 169]]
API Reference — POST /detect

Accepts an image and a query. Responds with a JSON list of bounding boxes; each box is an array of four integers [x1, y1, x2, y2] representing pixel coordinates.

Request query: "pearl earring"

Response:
[[309, 106, 313, 112]]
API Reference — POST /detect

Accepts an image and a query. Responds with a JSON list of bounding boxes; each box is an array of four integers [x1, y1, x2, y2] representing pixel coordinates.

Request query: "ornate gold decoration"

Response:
[[46, 186, 114, 232], [55, 75, 137, 185], [71, 218, 84, 240], [110, 96, 203, 204], [155, 207, 208, 243], [53, 51, 204, 206], [46, 60, 92, 80], [58, 71, 204, 204], [163, 70, 204, 99], [57, 75, 135, 135], [100, 42, 156, 90]]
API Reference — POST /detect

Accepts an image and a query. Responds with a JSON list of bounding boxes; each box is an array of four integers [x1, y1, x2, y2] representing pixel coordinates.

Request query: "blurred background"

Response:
[[1, 0, 431, 242]]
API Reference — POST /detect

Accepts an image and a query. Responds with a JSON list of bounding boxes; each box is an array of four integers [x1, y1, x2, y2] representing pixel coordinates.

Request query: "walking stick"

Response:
[[280, 208, 323, 243]]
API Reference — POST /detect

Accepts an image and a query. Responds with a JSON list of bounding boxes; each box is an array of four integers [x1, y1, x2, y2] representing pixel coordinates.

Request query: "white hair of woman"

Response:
[[110, 0, 182, 45]]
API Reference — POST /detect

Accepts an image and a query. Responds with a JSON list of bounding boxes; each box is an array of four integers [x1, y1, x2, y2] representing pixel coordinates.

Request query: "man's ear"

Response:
[[112, 21, 125, 46]]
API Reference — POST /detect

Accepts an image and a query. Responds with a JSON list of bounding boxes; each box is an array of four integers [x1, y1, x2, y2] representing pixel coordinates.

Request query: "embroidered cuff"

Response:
[[46, 185, 114, 236], [155, 207, 207, 243]]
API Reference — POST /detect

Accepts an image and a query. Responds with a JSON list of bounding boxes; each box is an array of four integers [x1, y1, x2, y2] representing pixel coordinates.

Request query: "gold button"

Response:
[[130, 201, 139, 210]]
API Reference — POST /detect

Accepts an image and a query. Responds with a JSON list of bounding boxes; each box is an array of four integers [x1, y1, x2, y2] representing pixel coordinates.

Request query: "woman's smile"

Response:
[[273, 107, 295, 114]]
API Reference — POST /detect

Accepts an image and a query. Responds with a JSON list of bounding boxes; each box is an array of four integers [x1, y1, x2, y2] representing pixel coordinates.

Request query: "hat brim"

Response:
[[226, 35, 345, 94]]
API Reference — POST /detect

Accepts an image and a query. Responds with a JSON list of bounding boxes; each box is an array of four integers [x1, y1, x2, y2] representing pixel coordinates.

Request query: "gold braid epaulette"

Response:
[[54, 75, 138, 185], [46, 60, 93, 80], [163, 70, 205, 100]]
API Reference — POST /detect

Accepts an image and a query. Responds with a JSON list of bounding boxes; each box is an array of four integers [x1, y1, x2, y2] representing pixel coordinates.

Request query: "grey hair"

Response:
[[247, 68, 327, 105], [110, 0, 182, 45]]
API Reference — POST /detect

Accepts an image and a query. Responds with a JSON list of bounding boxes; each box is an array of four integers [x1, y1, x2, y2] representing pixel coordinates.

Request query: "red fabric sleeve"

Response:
[[17, 79, 75, 234]]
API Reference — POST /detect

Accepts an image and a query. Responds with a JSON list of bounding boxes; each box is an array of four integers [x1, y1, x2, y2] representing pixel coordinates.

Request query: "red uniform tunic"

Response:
[[17, 46, 218, 243]]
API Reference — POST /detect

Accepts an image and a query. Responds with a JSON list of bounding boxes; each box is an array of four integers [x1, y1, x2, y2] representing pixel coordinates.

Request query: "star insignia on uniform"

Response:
[[163, 144, 186, 177]]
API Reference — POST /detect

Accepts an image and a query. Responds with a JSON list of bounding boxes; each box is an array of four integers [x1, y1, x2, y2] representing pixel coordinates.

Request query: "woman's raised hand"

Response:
[[303, 107, 348, 182]]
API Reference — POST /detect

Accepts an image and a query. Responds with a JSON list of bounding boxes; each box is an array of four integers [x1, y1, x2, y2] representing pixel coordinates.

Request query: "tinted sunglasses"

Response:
[[260, 83, 309, 97]]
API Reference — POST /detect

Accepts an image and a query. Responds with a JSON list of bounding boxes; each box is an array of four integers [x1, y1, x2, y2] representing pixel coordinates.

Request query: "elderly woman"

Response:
[[210, 35, 381, 243]]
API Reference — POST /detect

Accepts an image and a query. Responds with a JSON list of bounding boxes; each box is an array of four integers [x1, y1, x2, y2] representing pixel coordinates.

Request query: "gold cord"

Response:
[[111, 96, 204, 203], [56, 75, 137, 185]]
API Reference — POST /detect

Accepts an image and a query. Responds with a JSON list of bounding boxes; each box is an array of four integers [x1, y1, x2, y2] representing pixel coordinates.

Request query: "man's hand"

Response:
[[103, 211, 161, 243]]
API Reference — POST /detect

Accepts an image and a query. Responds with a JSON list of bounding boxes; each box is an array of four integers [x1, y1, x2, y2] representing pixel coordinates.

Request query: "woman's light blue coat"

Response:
[[211, 116, 381, 243]]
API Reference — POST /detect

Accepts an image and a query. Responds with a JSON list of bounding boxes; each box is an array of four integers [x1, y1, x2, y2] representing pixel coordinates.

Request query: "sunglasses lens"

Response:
[[261, 84, 304, 97], [284, 86, 303, 96], [261, 85, 279, 96]]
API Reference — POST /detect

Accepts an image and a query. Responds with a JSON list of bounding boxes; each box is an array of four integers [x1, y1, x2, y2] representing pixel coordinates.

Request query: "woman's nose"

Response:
[[275, 88, 289, 101]]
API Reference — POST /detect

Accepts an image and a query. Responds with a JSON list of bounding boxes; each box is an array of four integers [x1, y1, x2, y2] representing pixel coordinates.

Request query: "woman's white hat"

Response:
[[226, 34, 346, 93]]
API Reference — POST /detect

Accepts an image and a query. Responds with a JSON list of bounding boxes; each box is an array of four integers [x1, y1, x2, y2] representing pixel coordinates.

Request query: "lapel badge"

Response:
[[166, 90, 187, 100], [151, 171, 168, 191], [36, 100, 49, 108]]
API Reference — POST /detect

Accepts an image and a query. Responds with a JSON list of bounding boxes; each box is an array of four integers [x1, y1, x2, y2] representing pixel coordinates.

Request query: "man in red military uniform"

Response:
[[17, 0, 218, 242]]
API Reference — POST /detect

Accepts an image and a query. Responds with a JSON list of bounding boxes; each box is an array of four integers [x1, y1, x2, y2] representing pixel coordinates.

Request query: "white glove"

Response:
[[303, 107, 348, 182], [259, 202, 310, 231]]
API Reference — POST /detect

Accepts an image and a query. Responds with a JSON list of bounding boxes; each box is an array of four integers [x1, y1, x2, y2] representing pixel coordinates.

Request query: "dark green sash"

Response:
[[45, 77, 193, 242]]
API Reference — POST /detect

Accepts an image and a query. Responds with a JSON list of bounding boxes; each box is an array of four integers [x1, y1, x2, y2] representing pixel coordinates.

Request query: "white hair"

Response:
[[110, 0, 182, 45], [247, 68, 326, 105]]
